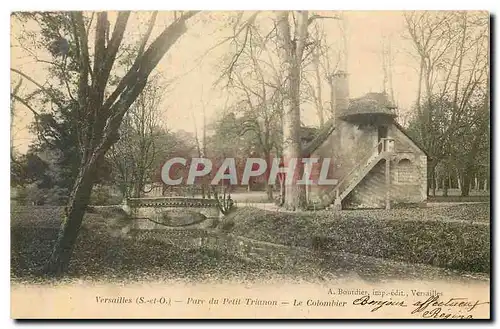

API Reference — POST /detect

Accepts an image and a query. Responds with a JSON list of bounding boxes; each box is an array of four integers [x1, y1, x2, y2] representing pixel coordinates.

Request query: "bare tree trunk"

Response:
[[266, 184, 273, 201], [313, 51, 324, 126], [276, 11, 307, 210], [45, 160, 96, 275], [282, 60, 306, 210], [202, 102, 211, 199], [443, 161, 450, 196], [327, 77, 335, 117], [264, 152, 273, 201], [432, 173, 437, 197], [133, 173, 144, 198], [460, 171, 472, 197], [428, 161, 437, 197], [443, 175, 449, 197], [416, 58, 424, 116], [427, 161, 437, 196], [278, 177, 285, 206]]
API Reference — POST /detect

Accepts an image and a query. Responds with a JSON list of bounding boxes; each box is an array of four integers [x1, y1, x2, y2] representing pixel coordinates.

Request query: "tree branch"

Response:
[[11, 94, 41, 118], [102, 11, 198, 113], [307, 13, 341, 26], [10, 68, 65, 109]]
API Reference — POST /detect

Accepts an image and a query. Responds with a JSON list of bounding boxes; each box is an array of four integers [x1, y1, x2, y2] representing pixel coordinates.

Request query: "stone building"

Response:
[[301, 71, 428, 209]]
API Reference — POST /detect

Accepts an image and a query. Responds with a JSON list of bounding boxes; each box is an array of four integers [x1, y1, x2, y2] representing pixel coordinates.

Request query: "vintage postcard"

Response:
[[10, 10, 490, 319]]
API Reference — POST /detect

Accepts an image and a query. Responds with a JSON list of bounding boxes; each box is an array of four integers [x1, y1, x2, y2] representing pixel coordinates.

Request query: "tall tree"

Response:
[[404, 11, 489, 196], [220, 22, 284, 200], [274, 11, 310, 210], [219, 11, 339, 209], [304, 21, 343, 127], [11, 11, 199, 275], [108, 75, 166, 198]]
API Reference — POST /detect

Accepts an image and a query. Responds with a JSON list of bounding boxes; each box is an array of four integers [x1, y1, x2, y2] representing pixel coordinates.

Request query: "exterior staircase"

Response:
[[319, 138, 395, 209]]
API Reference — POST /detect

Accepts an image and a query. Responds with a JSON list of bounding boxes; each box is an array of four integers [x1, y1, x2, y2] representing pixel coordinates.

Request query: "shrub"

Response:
[[44, 187, 69, 205], [15, 184, 48, 205], [15, 185, 69, 206], [13, 186, 29, 204], [90, 185, 119, 205], [220, 218, 235, 232]]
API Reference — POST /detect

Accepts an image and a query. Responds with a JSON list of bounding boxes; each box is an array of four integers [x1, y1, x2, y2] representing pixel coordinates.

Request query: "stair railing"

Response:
[[321, 138, 392, 205]]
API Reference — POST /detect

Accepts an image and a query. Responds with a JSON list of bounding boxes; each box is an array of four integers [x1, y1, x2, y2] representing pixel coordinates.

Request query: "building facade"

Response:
[[302, 72, 427, 209]]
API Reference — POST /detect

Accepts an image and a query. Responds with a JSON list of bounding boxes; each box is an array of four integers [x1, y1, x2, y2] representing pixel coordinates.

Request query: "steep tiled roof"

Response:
[[300, 118, 335, 157], [393, 121, 429, 156]]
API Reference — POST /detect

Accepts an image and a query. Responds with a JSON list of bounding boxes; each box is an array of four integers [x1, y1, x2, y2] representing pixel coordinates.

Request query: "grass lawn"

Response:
[[10, 203, 490, 284], [330, 203, 490, 222], [224, 204, 490, 274]]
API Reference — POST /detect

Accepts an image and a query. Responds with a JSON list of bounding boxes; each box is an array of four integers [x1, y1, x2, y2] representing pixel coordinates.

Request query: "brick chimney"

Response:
[[331, 70, 349, 118]]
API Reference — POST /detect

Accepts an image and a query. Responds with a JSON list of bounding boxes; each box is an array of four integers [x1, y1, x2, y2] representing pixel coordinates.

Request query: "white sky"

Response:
[[153, 11, 419, 130], [11, 11, 421, 153]]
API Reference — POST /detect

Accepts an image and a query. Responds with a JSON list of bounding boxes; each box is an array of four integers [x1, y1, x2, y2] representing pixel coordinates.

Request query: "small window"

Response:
[[397, 159, 415, 184]]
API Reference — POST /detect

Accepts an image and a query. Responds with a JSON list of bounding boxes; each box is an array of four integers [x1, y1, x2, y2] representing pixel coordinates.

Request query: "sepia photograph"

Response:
[[9, 9, 490, 319]]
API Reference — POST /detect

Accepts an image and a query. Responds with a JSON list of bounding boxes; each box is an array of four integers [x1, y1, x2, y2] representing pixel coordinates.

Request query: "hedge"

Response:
[[226, 206, 490, 273]]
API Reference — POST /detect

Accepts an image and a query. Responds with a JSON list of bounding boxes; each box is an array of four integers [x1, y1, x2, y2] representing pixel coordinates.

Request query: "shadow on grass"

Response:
[[11, 225, 267, 282]]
